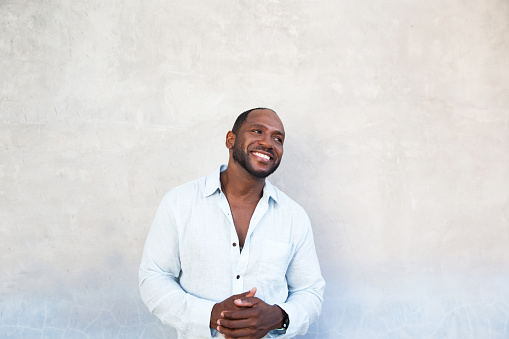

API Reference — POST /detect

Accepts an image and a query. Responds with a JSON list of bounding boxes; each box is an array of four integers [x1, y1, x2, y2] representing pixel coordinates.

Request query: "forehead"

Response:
[[244, 109, 285, 133]]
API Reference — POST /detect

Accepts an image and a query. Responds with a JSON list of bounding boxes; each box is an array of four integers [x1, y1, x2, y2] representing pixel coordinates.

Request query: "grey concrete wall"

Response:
[[1, 0, 508, 338]]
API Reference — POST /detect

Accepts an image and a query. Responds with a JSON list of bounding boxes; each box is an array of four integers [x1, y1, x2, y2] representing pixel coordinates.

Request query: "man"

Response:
[[139, 108, 325, 339]]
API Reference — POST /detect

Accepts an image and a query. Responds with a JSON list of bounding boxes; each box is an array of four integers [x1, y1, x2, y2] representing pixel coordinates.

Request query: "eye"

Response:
[[274, 136, 284, 144], [252, 129, 262, 134]]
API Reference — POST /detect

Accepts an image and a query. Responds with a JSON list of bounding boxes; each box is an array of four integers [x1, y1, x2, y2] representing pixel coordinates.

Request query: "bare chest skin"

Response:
[[228, 201, 258, 249]]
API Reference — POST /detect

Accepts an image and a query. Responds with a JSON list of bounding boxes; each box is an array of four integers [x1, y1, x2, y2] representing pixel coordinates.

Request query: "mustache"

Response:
[[250, 146, 276, 159]]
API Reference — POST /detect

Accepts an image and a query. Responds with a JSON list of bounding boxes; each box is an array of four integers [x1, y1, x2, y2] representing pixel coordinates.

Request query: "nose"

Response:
[[258, 133, 274, 149]]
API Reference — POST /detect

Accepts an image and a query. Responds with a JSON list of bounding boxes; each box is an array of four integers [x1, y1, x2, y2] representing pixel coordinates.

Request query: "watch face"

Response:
[[283, 314, 289, 328]]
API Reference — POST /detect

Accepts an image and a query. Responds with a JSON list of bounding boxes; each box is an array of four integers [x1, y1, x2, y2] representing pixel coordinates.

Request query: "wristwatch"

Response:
[[276, 311, 289, 331]]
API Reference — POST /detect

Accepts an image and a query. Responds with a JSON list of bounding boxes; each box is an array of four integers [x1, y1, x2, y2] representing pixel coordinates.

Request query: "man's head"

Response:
[[226, 108, 285, 179]]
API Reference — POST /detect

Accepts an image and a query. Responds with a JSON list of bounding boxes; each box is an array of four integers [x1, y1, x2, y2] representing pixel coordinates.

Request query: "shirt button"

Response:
[[233, 242, 237, 247], [236, 275, 240, 279]]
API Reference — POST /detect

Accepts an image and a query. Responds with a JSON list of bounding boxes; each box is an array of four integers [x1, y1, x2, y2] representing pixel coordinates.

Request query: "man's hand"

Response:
[[210, 288, 257, 330], [214, 287, 285, 339]]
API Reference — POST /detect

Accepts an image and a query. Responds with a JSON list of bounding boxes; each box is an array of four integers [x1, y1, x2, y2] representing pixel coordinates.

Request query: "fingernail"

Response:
[[217, 320, 220, 325]]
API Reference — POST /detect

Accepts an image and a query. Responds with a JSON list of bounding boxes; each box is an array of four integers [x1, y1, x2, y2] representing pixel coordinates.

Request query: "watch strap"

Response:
[[275, 309, 289, 331]]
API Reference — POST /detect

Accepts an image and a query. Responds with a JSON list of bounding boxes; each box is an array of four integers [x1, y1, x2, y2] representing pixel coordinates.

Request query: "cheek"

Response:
[[276, 149, 283, 160], [231, 138, 240, 148]]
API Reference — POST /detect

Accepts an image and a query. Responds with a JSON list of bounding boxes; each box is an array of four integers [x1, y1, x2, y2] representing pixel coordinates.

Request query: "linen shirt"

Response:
[[139, 165, 325, 339]]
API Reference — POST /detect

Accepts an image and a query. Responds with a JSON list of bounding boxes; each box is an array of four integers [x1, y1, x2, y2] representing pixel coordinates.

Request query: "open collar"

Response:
[[203, 165, 279, 204]]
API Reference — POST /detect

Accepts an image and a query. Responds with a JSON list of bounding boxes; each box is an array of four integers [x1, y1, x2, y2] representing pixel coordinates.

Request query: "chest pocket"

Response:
[[257, 240, 292, 286]]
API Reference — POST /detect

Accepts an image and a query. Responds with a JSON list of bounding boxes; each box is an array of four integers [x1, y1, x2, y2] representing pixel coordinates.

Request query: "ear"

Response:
[[225, 131, 236, 150]]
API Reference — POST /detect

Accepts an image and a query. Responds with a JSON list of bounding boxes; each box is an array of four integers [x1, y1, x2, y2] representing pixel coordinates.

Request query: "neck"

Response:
[[220, 161, 265, 202]]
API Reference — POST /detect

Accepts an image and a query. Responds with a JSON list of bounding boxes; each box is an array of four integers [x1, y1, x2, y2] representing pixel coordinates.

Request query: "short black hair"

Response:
[[231, 107, 275, 134]]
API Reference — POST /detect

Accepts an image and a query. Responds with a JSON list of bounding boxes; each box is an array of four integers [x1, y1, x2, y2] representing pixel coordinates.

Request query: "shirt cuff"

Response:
[[188, 296, 217, 338], [271, 302, 299, 338], [267, 328, 286, 338]]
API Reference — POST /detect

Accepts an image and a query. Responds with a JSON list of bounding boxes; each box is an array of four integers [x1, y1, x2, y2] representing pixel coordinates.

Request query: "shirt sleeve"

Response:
[[139, 193, 216, 338], [273, 212, 325, 338]]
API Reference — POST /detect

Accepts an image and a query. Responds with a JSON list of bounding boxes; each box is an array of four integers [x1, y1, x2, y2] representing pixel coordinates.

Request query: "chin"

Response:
[[249, 165, 279, 179], [251, 171, 271, 179]]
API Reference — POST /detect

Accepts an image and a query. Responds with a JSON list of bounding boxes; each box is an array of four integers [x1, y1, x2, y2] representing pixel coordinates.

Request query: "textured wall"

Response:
[[1, 0, 508, 338]]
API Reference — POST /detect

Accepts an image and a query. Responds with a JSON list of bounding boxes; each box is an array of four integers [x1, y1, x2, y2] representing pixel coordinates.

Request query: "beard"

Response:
[[232, 140, 280, 179]]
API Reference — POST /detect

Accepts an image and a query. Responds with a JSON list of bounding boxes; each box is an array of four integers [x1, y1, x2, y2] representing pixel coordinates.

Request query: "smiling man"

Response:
[[139, 108, 325, 339]]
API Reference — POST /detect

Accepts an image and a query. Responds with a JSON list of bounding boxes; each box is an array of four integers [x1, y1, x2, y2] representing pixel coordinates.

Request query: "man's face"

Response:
[[231, 109, 285, 179]]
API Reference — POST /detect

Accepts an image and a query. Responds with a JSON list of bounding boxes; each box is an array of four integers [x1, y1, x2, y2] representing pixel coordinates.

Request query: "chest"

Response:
[[178, 196, 292, 262], [229, 202, 257, 247]]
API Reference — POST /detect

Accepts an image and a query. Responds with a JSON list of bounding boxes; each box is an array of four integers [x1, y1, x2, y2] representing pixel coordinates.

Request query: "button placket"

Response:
[[218, 192, 244, 293]]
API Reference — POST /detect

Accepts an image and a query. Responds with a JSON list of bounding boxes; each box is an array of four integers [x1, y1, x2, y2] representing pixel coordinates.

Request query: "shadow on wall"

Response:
[[270, 124, 348, 338]]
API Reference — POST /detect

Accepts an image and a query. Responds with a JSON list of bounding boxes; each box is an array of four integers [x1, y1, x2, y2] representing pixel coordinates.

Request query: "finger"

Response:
[[232, 287, 256, 300], [217, 317, 252, 330], [245, 287, 256, 298], [221, 308, 257, 320], [217, 325, 256, 338], [234, 296, 259, 307]]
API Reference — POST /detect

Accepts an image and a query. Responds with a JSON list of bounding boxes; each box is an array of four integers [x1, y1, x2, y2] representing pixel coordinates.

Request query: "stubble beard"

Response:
[[232, 140, 280, 179]]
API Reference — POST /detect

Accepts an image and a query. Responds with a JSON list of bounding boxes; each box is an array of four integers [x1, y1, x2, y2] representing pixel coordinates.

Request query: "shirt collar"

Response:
[[203, 165, 279, 204], [203, 165, 226, 197]]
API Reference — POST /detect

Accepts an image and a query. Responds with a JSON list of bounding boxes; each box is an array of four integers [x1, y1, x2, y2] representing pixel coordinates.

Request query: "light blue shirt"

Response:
[[139, 165, 325, 338]]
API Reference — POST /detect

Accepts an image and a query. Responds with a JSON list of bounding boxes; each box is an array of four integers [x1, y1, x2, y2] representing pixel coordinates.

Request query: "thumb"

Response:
[[234, 287, 258, 306], [236, 287, 256, 299], [245, 287, 257, 298]]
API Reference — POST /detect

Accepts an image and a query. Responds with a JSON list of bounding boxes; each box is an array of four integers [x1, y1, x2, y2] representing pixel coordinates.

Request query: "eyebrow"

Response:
[[250, 123, 285, 137]]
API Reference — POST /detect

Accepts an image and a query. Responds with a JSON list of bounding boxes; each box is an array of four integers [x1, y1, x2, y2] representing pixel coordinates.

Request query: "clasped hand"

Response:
[[210, 287, 284, 339]]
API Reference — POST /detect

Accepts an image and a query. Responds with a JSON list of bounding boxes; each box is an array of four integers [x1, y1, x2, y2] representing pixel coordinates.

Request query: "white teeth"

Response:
[[253, 152, 270, 160]]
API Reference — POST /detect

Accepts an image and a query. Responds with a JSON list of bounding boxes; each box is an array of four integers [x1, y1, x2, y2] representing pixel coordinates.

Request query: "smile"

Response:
[[252, 151, 271, 161]]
